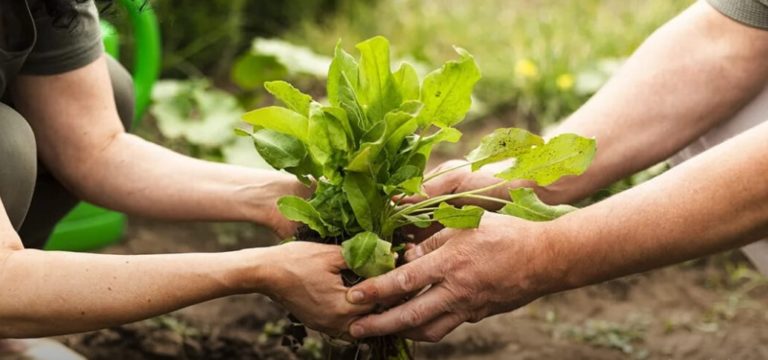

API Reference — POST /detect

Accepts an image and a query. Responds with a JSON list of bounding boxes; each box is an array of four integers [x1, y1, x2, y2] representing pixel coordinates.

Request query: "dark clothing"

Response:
[[708, 0, 768, 29]]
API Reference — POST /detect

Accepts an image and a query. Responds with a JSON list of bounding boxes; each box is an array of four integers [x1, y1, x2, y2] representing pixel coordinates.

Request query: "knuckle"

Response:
[[421, 330, 445, 343], [396, 270, 414, 292], [400, 307, 424, 327]]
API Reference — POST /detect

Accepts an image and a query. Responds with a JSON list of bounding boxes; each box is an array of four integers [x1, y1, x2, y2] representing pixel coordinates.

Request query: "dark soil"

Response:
[[57, 218, 768, 360]]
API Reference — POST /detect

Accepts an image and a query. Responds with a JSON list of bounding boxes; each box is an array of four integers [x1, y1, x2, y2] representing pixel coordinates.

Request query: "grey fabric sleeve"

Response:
[[707, 0, 768, 29], [20, 0, 104, 75]]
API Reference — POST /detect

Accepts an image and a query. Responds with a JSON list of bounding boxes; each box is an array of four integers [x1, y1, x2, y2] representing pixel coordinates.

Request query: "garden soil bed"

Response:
[[57, 218, 768, 360]]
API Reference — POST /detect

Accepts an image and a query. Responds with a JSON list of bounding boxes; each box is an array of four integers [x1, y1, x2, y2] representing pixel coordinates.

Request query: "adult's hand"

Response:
[[259, 241, 374, 336], [345, 213, 557, 342]]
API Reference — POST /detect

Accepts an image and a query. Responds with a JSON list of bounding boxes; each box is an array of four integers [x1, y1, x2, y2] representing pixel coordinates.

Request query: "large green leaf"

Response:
[[342, 173, 382, 232], [264, 81, 312, 116], [356, 36, 401, 123], [383, 111, 419, 155], [433, 202, 484, 229], [341, 232, 396, 278], [307, 102, 349, 166], [500, 188, 577, 221], [495, 133, 596, 186], [277, 196, 329, 237], [327, 42, 359, 107], [347, 122, 387, 173], [413, 127, 462, 158], [393, 63, 420, 101], [242, 106, 309, 143], [466, 128, 544, 171], [249, 128, 306, 170], [417, 47, 480, 128]]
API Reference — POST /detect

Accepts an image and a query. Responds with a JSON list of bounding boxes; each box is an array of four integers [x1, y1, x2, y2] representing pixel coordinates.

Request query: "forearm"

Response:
[[66, 133, 304, 224], [547, 120, 768, 293], [0, 246, 270, 338], [540, 1, 768, 204]]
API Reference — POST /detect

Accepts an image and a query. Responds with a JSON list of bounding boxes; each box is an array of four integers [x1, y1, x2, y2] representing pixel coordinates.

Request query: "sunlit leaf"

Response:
[[433, 202, 484, 229], [466, 128, 544, 171], [495, 133, 596, 186], [499, 188, 577, 221], [342, 232, 396, 278], [417, 47, 481, 128]]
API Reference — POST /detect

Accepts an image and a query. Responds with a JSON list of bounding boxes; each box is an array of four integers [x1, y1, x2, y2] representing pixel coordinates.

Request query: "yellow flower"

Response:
[[515, 59, 539, 79], [556, 73, 575, 91]]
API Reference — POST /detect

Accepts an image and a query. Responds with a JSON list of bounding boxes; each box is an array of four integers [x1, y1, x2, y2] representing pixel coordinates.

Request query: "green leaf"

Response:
[[242, 106, 309, 143], [264, 81, 312, 116], [466, 128, 544, 171], [307, 102, 349, 165], [417, 47, 481, 128], [342, 232, 396, 278], [277, 196, 329, 237], [383, 111, 419, 155], [495, 133, 597, 186], [433, 202, 484, 229], [356, 36, 401, 123], [347, 122, 387, 173], [500, 188, 577, 221], [327, 41, 359, 108], [249, 128, 307, 170], [393, 63, 420, 101], [402, 214, 431, 228], [413, 127, 462, 158], [343, 173, 382, 232]]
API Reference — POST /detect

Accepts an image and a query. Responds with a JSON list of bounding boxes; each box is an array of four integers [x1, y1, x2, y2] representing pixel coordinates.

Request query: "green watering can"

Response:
[[45, 0, 161, 251]]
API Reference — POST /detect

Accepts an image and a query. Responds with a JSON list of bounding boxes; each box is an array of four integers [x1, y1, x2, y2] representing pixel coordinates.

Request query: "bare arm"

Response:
[[0, 206, 365, 338], [10, 57, 305, 237], [424, 1, 768, 206], [544, 0, 768, 203]]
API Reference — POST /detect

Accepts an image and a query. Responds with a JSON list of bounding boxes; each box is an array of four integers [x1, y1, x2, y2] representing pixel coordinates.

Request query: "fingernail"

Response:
[[349, 324, 365, 338], [347, 290, 365, 304]]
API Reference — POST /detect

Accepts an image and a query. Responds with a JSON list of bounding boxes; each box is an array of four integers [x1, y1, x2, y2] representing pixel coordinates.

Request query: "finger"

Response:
[[348, 285, 454, 338], [400, 312, 466, 342], [403, 222, 444, 243], [404, 228, 454, 262], [346, 252, 443, 305]]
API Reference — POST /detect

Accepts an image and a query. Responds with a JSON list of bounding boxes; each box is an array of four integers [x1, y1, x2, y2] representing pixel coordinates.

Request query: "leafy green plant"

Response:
[[238, 35, 596, 359]]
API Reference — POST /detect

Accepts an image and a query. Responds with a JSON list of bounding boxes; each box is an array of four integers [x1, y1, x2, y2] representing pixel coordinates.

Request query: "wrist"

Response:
[[521, 217, 582, 297], [228, 248, 275, 294], [236, 171, 308, 225]]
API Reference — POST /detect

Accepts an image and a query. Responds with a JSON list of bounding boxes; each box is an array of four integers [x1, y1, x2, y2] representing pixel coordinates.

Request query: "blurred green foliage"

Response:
[[284, 0, 695, 127], [107, 0, 365, 78]]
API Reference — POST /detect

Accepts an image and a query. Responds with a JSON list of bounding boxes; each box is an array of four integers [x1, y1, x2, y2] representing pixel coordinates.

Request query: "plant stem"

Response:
[[390, 180, 509, 220], [463, 194, 513, 206], [422, 162, 472, 183]]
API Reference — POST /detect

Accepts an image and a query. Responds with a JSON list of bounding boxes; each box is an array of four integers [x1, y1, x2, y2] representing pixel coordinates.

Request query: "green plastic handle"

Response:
[[118, 0, 161, 126]]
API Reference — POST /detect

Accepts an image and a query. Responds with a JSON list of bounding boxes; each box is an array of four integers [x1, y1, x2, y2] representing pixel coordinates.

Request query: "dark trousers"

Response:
[[0, 57, 134, 248]]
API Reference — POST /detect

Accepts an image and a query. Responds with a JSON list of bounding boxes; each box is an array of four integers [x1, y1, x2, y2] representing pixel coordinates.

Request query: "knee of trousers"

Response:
[[0, 104, 37, 230], [106, 56, 135, 132]]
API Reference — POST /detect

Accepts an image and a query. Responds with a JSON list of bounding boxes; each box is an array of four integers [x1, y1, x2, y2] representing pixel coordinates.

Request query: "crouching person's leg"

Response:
[[0, 103, 37, 231], [18, 57, 135, 248]]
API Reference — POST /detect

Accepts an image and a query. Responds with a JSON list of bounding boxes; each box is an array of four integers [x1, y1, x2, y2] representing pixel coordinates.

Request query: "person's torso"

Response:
[[0, 0, 103, 101], [0, 0, 36, 99]]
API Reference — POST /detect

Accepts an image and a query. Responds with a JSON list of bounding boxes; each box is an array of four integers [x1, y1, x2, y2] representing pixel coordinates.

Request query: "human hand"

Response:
[[258, 242, 373, 336], [345, 213, 560, 342]]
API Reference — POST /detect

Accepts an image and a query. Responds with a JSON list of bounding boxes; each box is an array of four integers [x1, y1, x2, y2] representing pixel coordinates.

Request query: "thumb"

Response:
[[404, 229, 454, 262]]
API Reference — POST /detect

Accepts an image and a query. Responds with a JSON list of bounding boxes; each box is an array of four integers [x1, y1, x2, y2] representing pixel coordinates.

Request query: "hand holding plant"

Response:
[[238, 35, 596, 359]]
